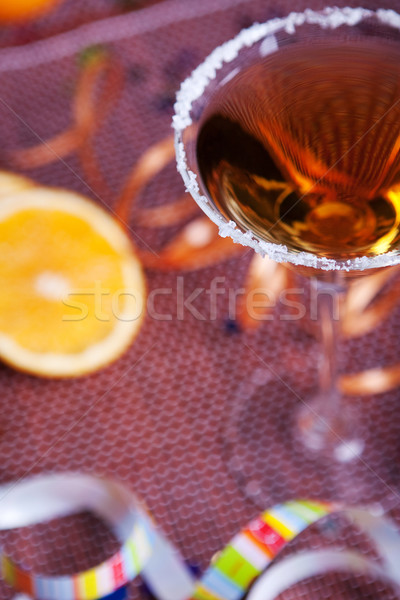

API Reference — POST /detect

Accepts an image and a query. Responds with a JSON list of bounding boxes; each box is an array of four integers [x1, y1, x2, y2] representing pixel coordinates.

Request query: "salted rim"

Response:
[[173, 6, 400, 272]]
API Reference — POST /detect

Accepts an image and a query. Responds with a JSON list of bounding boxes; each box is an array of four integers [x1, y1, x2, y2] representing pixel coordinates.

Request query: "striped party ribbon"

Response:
[[0, 474, 399, 600], [192, 500, 333, 600], [0, 473, 193, 600]]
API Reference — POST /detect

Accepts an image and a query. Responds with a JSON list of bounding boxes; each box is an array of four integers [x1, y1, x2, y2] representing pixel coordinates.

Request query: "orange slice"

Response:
[[0, 187, 146, 377]]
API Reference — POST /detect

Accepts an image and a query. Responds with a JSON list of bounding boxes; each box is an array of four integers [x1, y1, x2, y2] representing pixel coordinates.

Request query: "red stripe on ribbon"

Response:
[[110, 552, 126, 587], [247, 518, 286, 555]]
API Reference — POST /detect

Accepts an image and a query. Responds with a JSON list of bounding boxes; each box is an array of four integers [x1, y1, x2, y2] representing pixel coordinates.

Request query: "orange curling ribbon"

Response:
[[12, 46, 124, 197]]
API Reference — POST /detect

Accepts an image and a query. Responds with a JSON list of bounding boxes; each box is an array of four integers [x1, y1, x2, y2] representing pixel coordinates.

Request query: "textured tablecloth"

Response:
[[0, 1, 400, 599]]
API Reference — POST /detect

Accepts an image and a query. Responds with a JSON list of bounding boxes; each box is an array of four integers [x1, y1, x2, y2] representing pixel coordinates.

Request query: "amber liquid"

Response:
[[196, 39, 400, 260]]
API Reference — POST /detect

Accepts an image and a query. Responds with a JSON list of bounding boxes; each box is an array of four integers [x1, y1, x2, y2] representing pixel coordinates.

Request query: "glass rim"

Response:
[[173, 5, 400, 272]]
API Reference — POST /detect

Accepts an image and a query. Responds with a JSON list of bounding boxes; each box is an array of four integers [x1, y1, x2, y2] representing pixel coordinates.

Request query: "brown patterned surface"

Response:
[[0, 0, 400, 599]]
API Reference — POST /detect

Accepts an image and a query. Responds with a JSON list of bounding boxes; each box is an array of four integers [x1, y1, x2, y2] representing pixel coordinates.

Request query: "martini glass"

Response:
[[173, 7, 400, 498]]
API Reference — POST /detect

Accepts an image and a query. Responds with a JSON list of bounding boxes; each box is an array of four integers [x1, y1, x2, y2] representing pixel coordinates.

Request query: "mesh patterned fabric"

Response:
[[0, 0, 400, 599]]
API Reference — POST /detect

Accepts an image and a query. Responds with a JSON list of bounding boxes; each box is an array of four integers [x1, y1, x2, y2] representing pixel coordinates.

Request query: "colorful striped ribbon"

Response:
[[0, 475, 399, 600], [2, 516, 154, 600], [192, 500, 333, 600], [0, 473, 194, 600]]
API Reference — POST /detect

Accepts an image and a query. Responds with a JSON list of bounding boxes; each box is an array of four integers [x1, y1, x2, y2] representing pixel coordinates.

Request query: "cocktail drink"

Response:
[[173, 7, 400, 462]]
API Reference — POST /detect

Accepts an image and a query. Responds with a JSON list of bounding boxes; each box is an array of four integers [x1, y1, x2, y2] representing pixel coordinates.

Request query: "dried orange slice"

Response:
[[0, 187, 146, 377]]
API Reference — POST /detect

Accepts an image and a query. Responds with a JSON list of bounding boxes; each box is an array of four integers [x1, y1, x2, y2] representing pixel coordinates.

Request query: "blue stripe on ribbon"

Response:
[[201, 567, 243, 600], [268, 505, 308, 533]]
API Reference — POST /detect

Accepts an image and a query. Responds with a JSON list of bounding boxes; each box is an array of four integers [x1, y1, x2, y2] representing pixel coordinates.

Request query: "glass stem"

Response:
[[316, 276, 342, 404], [297, 273, 363, 458]]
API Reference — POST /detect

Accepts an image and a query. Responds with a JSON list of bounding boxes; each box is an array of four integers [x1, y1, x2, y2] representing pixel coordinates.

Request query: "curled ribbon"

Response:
[[0, 473, 194, 600], [195, 501, 400, 600], [0, 474, 399, 600]]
